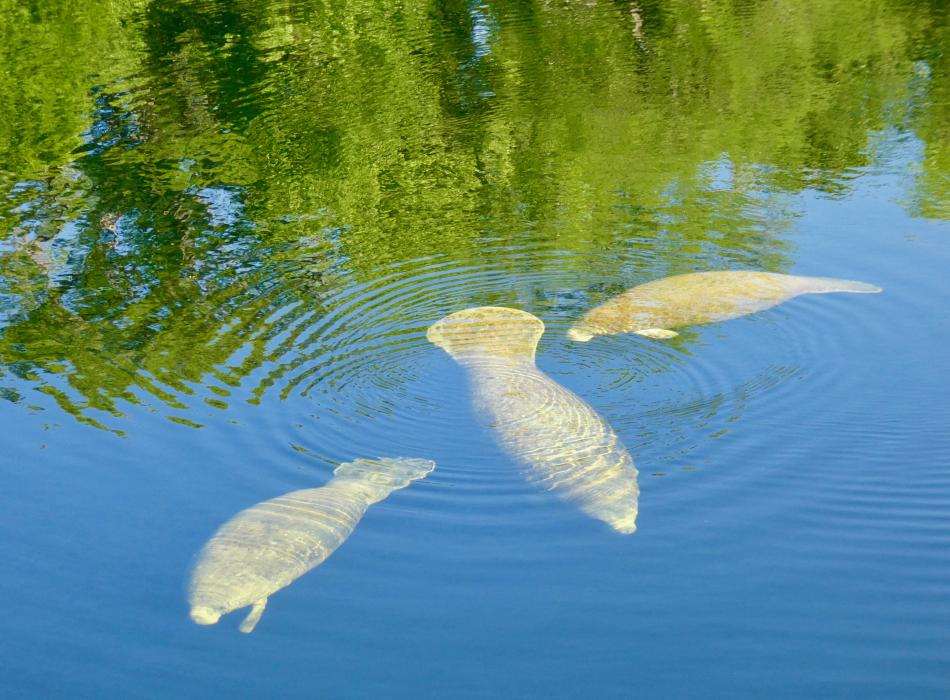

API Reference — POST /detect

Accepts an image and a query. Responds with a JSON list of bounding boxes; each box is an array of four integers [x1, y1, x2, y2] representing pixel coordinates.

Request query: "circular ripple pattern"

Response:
[[246, 245, 645, 501], [536, 270, 894, 474], [113, 243, 664, 523]]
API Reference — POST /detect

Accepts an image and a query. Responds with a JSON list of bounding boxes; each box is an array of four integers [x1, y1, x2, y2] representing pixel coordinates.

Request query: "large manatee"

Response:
[[427, 306, 638, 534], [188, 457, 434, 633], [567, 270, 882, 341]]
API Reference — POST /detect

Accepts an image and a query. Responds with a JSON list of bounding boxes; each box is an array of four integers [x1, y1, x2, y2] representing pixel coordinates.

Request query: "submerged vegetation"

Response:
[[0, 0, 946, 429]]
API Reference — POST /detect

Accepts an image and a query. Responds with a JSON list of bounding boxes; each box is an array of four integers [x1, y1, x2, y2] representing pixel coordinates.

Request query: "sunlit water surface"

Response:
[[2, 0, 949, 697]]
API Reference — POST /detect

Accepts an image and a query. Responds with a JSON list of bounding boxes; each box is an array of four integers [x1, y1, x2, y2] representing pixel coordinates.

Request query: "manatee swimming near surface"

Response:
[[567, 270, 882, 341], [427, 306, 639, 534], [188, 457, 434, 633]]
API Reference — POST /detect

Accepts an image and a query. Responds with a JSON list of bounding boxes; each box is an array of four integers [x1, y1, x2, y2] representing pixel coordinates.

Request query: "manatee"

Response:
[[427, 306, 638, 534], [567, 270, 882, 341], [188, 457, 434, 633]]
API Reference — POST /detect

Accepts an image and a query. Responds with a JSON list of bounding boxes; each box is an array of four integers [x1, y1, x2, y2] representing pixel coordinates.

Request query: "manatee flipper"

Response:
[[239, 598, 268, 634], [635, 328, 678, 339]]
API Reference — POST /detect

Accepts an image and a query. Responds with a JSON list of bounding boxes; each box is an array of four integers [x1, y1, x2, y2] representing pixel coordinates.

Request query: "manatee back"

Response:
[[621, 271, 795, 327], [427, 306, 544, 363], [574, 270, 879, 337], [472, 362, 639, 534]]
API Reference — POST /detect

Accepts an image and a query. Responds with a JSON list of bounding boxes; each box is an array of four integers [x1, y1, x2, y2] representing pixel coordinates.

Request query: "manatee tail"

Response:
[[798, 276, 882, 295], [333, 457, 435, 492], [426, 306, 544, 362]]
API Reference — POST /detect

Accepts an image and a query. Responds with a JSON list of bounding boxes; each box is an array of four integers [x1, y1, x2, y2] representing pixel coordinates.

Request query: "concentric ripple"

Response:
[[537, 265, 892, 477]]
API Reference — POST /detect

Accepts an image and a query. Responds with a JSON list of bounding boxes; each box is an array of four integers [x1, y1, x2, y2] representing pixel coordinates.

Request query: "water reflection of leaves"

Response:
[[0, 0, 946, 430]]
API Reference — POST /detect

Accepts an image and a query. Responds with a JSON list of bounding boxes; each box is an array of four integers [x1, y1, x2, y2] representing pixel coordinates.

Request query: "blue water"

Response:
[[4, 161, 949, 698], [3, 1, 950, 697]]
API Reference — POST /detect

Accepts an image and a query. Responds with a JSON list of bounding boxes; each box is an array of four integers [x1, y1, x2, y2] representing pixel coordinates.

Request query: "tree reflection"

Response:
[[0, 0, 946, 429]]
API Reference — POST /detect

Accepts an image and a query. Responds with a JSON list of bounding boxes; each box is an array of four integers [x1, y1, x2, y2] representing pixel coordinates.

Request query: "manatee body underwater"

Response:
[[427, 306, 639, 534], [187, 457, 434, 633], [567, 270, 882, 341]]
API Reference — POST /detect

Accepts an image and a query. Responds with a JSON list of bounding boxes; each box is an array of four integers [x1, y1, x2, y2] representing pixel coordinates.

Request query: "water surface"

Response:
[[2, 0, 949, 697]]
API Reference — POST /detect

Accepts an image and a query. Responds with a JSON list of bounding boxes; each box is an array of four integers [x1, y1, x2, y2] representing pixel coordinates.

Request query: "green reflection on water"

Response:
[[0, 0, 946, 429]]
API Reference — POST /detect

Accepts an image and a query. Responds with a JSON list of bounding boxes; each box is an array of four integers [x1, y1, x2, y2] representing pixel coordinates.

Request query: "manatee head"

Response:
[[427, 306, 544, 363], [567, 310, 614, 342], [189, 605, 223, 626], [567, 310, 618, 341], [566, 326, 596, 342], [568, 298, 668, 341], [188, 556, 262, 627], [609, 512, 637, 535]]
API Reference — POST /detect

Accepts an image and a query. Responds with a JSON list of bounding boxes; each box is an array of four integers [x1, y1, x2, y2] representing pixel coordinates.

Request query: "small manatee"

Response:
[[428, 306, 638, 534], [567, 270, 881, 341], [187, 457, 434, 633]]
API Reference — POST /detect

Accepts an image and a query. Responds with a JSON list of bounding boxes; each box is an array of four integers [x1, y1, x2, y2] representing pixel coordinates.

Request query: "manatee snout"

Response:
[[190, 606, 222, 625], [611, 514, 637, 535], [566, 327, 594, 342]]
